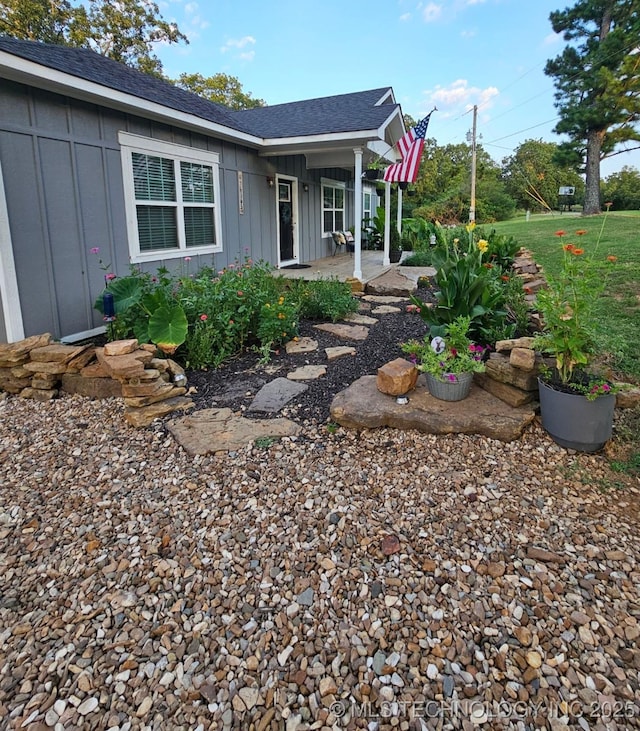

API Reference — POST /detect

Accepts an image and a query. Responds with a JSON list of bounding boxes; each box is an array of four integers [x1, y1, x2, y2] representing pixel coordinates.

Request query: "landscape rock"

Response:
[[287, 365, 327, 381], [365, 268, 419, 296], [123, 396, 194, 427], [474, 373, 536, 408], [285, 337, 318, 354], [61, 373, 123, 399], [331, 375, 537, 441], [376, 358, 418, 396], [248, 377, 308, 413], [325, 346, 356, 361], [313, 323, 369, 341], [510, 347, 536, 371]]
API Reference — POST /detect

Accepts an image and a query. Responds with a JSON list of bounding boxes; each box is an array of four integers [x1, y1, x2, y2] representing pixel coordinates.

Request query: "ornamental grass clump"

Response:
[[534, 206, 618, 392], [402, 315, 487, 382]]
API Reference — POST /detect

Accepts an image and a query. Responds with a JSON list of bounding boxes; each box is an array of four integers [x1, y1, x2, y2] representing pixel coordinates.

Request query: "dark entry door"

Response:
[[278, 180, 295, 262]]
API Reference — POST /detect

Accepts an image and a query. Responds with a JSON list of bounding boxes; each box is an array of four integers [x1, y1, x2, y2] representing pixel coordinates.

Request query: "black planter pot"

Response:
[[537, 378, 615, 452], [398, 181, 409, 191], [389, 250, 402, 263], [363, 169, 381, 180]]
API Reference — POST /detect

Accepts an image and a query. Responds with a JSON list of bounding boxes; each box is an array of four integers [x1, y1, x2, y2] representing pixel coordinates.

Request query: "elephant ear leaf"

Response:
[[148, 305, 188, 355], [94, 277, 144, 314]]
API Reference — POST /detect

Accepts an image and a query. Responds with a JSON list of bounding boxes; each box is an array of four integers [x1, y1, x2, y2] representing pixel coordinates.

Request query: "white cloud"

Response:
[[422, 3, 443, 22], [460, 29, 476, 38], [424, 79, 499, 117], [543, 31, 562, 46], [238, 51, 255, 62], [400, 12, 412, 21], [221, 36, 257, 53]]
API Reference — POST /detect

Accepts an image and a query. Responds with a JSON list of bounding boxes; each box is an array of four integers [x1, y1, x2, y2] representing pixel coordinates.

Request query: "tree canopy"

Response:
[[0, 0, 187, 75], [544, 0, 640, 214], [174, 73, 265, 110]]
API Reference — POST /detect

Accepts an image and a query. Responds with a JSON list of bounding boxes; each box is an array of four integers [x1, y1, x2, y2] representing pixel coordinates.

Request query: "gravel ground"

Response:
[[1, 387, 639, 730]]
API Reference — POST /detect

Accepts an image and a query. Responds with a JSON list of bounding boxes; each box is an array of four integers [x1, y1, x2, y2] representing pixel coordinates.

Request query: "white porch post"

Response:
[[0, 158, 24, 342], [397, 188, 403, 235], [383, 180, 391, 266], [353, 147, 363, 281]]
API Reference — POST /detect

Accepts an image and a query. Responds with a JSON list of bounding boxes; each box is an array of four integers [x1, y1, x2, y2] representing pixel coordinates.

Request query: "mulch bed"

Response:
[[185, 286, 437, 424]]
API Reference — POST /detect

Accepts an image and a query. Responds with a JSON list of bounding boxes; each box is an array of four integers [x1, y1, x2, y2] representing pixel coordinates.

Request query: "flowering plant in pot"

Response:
[[402, 315, 487, 401], [533, 213, 619, 451]]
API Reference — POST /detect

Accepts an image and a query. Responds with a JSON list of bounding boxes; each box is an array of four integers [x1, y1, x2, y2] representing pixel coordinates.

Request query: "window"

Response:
[[322, 180, 345, 233], [119, 132, 222, 262], [363, 191, 372, 223]]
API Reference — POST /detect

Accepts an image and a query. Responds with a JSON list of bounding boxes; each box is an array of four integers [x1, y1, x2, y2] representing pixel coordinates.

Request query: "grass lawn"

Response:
[[488, 211, 640, 383]]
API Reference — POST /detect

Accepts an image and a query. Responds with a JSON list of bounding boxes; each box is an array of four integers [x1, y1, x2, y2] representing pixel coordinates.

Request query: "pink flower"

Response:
[[237, 290, 243, 297], [447, 373, 457, 382], [90, 247, 100, 255], [105, 273, 116, 281], [229, 319, 234, 325], [200, 314, 208, 321], [184, 256, 192, 262]]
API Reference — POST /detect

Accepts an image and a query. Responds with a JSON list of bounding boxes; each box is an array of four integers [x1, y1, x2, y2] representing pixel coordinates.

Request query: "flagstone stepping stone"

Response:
[[167, 408, 301, 454], [248, 377, 308, 413], [287, 365, 327, 381], [362, 294, 407, 304], [343, 313, 378, 325], [285, 337, 318, 354], [330, 375, 536, 441], [365, 269, 418, 297], [371, 305, 402, 314], [325, 346, 356, 361], [313, 323, 369, 341]]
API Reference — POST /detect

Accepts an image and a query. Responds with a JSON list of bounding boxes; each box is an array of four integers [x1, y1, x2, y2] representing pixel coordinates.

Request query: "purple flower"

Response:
[[447, 373, 457, 382], [90, 247, 100, 254]]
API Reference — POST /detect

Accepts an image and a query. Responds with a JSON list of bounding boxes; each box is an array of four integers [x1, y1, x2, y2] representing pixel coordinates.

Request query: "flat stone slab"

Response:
[[330, 375, 536, 442], [371, 305, 402, 314], [313, 323, 369, 341], [248, 377, 308, 413], [362, 295, 407, 304], [167, 408, 301, 454], [343, 313, 378, 325], [365, 269, 419, 297], [285, 337, 318, 354], [287, 365, 326, 381], [325, 346, 356, 361]]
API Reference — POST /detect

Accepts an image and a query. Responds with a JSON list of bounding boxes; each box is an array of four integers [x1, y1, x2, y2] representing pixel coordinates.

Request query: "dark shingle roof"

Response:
[[0, 36, 399, 139], [229, 88, 397, 137]]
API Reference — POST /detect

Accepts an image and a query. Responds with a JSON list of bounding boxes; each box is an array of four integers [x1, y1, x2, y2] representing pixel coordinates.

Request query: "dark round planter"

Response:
[[537, 378, 615, 452], [398, 181, 409, 191], [363, 169, 381, 180], [389, 250, 402, 263]]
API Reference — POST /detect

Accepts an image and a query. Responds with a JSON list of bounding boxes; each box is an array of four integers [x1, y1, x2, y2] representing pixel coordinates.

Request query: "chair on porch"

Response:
[[331, 230, 354, 256]]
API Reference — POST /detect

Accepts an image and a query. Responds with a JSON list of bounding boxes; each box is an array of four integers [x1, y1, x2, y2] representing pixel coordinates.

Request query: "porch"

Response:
[[277, 250, 395, 284]]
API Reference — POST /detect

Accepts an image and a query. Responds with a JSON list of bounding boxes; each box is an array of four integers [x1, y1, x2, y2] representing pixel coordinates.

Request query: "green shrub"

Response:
[[292, 278, 358, 322], [402, 250, 434, 267]]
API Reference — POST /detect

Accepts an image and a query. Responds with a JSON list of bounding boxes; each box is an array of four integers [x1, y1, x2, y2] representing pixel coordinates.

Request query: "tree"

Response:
[[175, 73, 265, 110], [544, 1, 640, 215], [0, 0, 187, 76], [501, 139, 584, 212], [0, 0, 73, 43], [602, 165, 640, 209]]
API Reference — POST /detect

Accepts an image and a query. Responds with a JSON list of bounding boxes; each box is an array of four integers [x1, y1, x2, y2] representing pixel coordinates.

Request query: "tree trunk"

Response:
[[583, 129, 605, 215]]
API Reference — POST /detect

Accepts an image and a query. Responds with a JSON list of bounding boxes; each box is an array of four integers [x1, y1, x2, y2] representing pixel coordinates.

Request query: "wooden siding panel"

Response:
[[33, 90, 71, 134], [0, 81, 32, 128], [0, 131, 56, 336], [38, 137, 87, 336], [71, 101, 103, 142]]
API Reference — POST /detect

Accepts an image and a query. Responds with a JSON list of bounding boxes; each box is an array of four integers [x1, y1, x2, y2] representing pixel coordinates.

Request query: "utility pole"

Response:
[[469, 104, 477, 224]]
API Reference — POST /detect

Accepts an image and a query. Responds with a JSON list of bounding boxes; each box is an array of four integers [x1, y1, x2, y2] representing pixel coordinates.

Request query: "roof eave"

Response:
[[0, 50, 264, 148]]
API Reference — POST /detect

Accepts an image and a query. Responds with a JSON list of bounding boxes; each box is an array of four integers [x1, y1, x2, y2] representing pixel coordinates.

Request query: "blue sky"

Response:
[[156, 0, 639, 177]]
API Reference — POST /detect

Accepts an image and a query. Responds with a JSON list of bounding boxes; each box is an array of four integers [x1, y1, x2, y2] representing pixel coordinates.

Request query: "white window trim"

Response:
[[118, 131, 223, 263], [320, 177, 346, 238]]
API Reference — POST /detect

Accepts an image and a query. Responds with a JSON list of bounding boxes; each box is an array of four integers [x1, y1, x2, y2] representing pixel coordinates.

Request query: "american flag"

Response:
[[383, 112, 432, 183]]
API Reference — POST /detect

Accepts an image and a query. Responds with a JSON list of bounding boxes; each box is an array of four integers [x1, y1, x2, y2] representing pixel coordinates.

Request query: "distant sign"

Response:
[[559, 186, 575, 195]]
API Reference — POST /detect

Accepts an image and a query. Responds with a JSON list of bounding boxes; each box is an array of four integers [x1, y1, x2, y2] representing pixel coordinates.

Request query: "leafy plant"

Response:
[[402, 315, 487, 381], [291, 278, 358, 322], [533, 210, 617, 385]]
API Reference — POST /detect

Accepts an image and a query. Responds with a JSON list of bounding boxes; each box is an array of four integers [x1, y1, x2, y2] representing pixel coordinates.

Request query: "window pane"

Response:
[[136, 205, 178, 251], [335, 188, 344, 208], [323, 211, 333, 232], [184, 207, 215, 248], [180, 162, 214, 204], [335, 211, 344, 231], [323, 186, 333, 208], [132, 153, 175, 201]]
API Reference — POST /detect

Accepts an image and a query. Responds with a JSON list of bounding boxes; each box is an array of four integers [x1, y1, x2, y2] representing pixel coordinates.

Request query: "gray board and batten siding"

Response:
[[0, 80, 352, 341]]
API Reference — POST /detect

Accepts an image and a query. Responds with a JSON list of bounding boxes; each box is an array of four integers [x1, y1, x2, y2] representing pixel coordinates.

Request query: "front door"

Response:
[[277, 177, 298, 266]]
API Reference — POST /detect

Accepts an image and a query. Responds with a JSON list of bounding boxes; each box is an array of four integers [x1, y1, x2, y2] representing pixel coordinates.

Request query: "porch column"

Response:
[[353, 147, 363, 281], [383, 180, 391, 266], [397, 188, 403, 236]]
